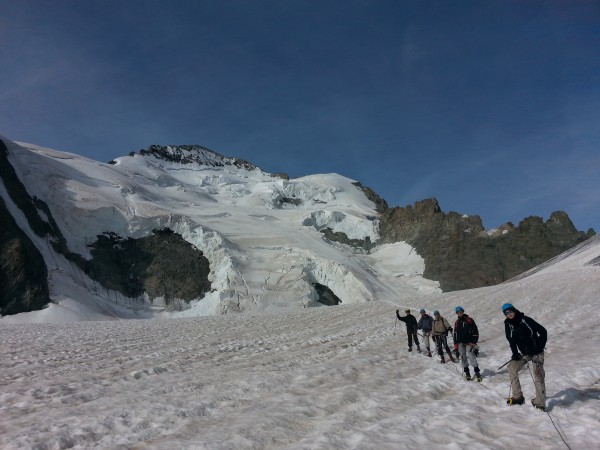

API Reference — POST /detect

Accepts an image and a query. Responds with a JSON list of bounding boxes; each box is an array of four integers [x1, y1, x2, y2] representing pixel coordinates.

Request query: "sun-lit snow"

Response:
[[2, 138, 600, 449], [1, 138, 439, 319], [1, 235, 599, 449]]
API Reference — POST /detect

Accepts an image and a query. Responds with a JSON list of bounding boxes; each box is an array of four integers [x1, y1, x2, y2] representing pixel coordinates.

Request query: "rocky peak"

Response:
[[135, 144, 260, 172], [352, 182, 389, 213], [379, 197, 484, 244], [413, 197, 442, 217], [546, 211, 577, 234], [379, 198, 594, 291]]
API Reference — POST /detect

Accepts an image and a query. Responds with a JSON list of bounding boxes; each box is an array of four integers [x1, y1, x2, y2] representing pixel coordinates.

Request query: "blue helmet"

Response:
[[455, 306, 464, 313], [419, 308, 426, 314], [433, 310, 440, 315], [501, 303, 514, 312]]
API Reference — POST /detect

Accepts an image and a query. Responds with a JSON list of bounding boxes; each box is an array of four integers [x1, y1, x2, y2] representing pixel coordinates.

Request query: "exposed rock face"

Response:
[[352, 182, 389, 213], [279, 197, 303, 207], [85, 229, 211, 307], [138, 144, 259, 171], [320, 228, 374, 251], [0, 197, 50, 315], [1, 140, 212, 315], [379, 198, 594, 291], [313, 283, 342, 306], [0, 140, 56, 314]]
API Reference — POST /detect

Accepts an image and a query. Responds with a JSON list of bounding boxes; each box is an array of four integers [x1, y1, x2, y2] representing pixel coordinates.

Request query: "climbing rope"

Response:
[[527, 363, 573, 450], [449, 356, 572, 450]]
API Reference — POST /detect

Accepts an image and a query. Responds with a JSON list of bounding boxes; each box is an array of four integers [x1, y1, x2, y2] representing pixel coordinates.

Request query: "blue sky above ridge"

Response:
[[1, 0, 599, 231]]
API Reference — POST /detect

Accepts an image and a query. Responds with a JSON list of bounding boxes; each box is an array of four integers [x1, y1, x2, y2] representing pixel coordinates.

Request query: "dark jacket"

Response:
[[505, 310, 547, 356], [417, 314, 433, 332], [453, 314, 479, 345], [397, 311, 418, 332]]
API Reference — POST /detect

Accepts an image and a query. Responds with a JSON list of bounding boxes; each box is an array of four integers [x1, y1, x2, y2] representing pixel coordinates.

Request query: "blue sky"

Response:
[[1, 0, 599, 232]]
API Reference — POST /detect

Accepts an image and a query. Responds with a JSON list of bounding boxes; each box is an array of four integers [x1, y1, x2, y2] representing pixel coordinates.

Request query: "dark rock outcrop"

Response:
[[352, 182, 389, 213], [85, 229, 211, 307], [279, 197, 303, 207], [0, 140, 57, 315], [320, 228, 374, 251], [0, 197, 50, 315], [137, 144, 260, 172], [0, 140, 87, 269], [379, 198, 594, 291], [1, 140, 212, 315], [136, 145, 292, 181], [313, 283, 342, 306]]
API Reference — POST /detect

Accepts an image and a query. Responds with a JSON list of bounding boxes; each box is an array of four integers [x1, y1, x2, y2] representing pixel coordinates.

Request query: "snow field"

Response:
[[2, 281, 600, 450]]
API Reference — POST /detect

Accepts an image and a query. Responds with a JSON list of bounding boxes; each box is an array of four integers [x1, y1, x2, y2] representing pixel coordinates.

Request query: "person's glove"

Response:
[[473, 348, 479, 357], [396, 309, 399, 313], [454, 349, 460, 358], [511, 353, 522, 361]]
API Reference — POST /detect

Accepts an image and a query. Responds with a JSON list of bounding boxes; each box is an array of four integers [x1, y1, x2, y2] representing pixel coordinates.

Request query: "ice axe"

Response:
[[497, 359, 512, 371]]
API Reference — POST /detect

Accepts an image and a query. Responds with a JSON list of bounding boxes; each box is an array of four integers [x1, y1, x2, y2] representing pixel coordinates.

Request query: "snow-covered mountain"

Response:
[[1, 225, 599, 449], [0, 137, 439, 321], [1, 136, 593, 322]]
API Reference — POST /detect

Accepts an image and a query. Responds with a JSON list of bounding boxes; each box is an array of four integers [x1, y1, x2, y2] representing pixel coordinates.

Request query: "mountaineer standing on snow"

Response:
[[432, 310, 455, 363], [453, 306, 482, 381], [417, 309, 433, 357], [502, 303, 548, 411], [396, 309, 421, 353]]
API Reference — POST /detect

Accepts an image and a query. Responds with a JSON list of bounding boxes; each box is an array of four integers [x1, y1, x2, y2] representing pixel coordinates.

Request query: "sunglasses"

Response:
[[456, 310, 464, 314], [504, 310, 515, 316]]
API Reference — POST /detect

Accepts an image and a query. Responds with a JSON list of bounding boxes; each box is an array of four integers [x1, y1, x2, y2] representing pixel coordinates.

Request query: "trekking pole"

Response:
[[497, 359, 512, 371], [393, 316, 398, 335]]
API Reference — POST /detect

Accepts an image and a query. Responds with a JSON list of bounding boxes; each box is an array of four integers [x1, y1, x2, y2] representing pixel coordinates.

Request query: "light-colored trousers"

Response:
[[508, 352, 546, 407], [457, 343, 479, 370], [421, 331, 431, 349]]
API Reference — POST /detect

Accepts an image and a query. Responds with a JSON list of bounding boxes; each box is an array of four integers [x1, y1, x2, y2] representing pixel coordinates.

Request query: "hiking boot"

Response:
[[474, 368, 482, 382], [448, 355, 456, 363], [507, 396, 525, 405], [464, 368, 471, 381], [531, 399, 546, 411], [408, 347, 412, 352], [440, 357, 446, 363]]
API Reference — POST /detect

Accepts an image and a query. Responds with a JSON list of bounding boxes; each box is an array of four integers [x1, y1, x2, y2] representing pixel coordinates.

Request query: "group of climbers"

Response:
[[395, 303, 547, 410], [396, 306, 479, 379]]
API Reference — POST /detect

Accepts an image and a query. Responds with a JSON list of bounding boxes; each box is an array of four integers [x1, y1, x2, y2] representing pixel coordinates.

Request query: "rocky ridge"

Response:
[[378, 198, 595, 291]]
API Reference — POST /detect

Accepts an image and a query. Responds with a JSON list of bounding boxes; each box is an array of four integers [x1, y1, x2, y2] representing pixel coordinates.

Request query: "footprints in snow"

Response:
[[130, 366, 169, 380]]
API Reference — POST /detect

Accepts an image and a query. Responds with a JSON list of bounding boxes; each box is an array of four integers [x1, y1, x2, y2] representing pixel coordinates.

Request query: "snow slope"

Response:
[[0, 138, 439, 320], [1, 236, 599, 449]]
